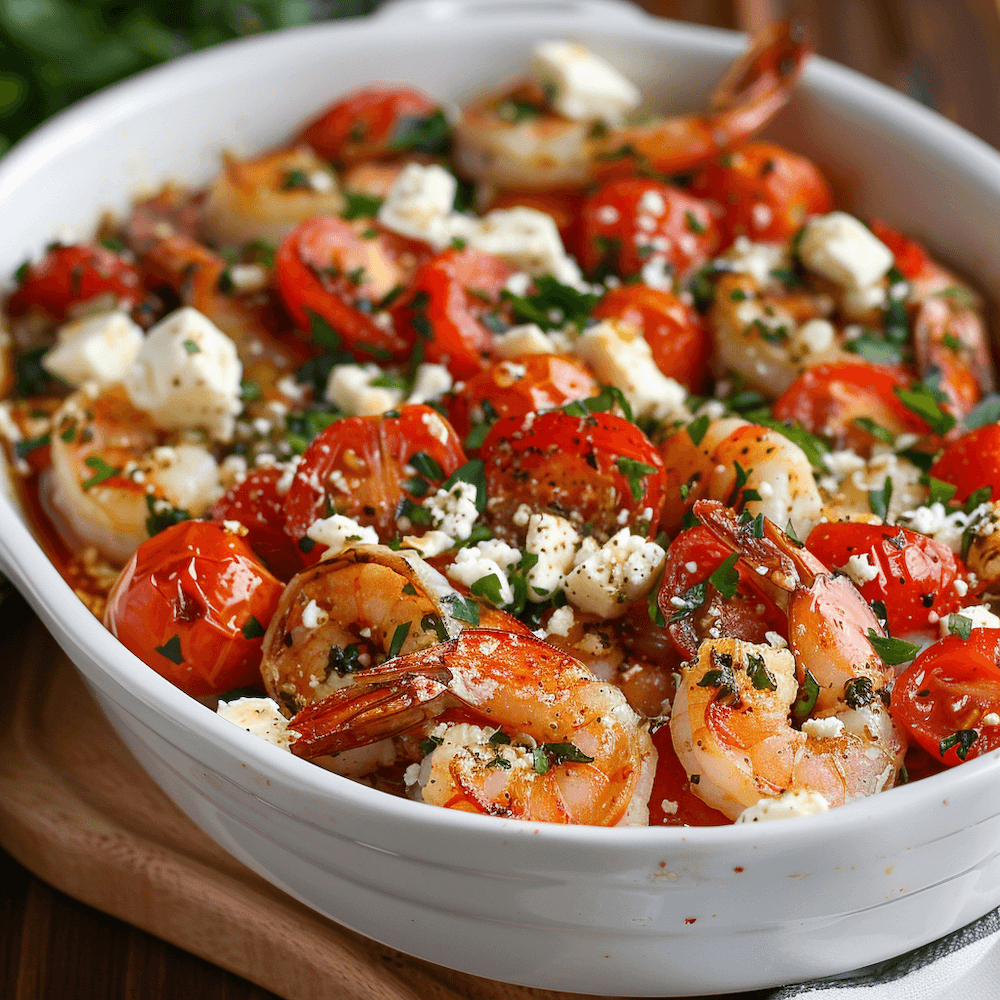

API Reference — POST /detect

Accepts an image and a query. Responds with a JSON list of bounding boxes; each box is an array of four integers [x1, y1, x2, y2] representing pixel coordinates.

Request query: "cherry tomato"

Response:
[[647, 722, 729, 827], [575, 178, 720, 281], [276, 216, 412, 360], [772, 362, 929, 452], [446, 353, 598, 450], [806, 522, 968, 635], [283, 404, 466, 555], [689, 141, 834, 244], [929, 424, 1000, 504], [7, 242, 142, 321], [485, 189, 585, 252], [480, 409, 666, 540], [591, 284, 711, 391], [297, 87, 443, 165], [658, 526, 786, 659], [390, 247, 514, 379], [104, 521, 283, 697], [211, 467, 304, 581], [868, 219, 931, 282], [892, 629, 1000, 766]]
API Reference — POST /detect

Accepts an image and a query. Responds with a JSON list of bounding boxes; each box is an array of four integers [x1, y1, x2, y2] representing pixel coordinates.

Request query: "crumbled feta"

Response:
[[798, 212, 894, 291], [406, 363, 453, 405], [545, 604, 575, 637], [717, 236, 789, 286], [123, 307, 242, 441], [735, 788, 830, 822], [897, 500, 992, 555], [307, 513, 379, 554], [573, 319, 687, 422], [447, 547, 515, 605], [377, 162, 458, 249], [562, 527, 665, 619], [401, 530, 455, 558], [531, 40, 640, 124], [43, 310, 144, 389], [801, 716, 845, 739], [301, 599, 329, 629], [492, 323, 574, 357], [217, 697, 299, 751], [793, 318, 836, 355], [524, 512, 581, 601], [147, 443, 222, 515], [423, 480, 479, 539], [226, 263, 270, 293], [840, 553, 880, 587], [639, 254, 673, 290], [325, 362, 404, 416], [941, 605, 1000, 639], [841, 281, 888, 318]]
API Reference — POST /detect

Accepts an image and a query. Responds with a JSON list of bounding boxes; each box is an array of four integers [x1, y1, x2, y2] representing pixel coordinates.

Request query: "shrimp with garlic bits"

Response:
[[453, 20, 811, 190], [289, 630, 657, 826]]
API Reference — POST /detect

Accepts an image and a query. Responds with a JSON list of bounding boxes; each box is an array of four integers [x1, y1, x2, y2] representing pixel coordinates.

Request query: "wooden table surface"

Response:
[[3, 2, 999, 998]]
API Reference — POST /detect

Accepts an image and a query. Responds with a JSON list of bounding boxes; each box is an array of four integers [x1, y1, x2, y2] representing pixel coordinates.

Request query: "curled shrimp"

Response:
[[453, 20, 810, 191], [289, 629, 657, 826], [45, 386, 222, 564]]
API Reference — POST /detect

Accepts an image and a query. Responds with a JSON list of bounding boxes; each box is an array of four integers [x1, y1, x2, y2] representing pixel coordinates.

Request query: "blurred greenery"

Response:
[[0, 0, 382, 155]]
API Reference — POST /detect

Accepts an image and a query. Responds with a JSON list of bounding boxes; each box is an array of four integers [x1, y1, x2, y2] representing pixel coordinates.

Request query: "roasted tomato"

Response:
[[658, 525, 786, 659], [647, 722, 729, 827], [806, 522, 968, 635], [446, 353, 598, 450], [480, 409, 666, 541], [104, 521, 283, 697], [7, 242, 142, 321], [296, 86, 445, 165], [282, 403, 466, 555], [276, 215, 412, 360], [390, 247, 514, 379], [771, 362, 929, 453], [591, 284, 711, 391], [892, 629, 1000, 766], [211, 467, 304, 581], [575, 178, 720, 281], [689, 141, 834, 244], [868, 219, 932, 282], [929, 424, 1000, 504]]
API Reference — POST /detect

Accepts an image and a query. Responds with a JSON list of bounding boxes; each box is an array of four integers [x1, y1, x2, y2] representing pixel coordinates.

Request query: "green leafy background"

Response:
[[0, 0, 381, 156]]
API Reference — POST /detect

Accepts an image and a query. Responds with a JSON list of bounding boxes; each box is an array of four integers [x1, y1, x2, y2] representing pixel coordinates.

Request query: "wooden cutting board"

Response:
[[0, 619, 705, 1000]]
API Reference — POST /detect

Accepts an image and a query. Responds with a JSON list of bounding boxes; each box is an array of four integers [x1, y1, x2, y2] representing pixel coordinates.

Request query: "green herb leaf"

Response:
[[947, 613, 973, 640], [867, 629, 919, 665], [939, 729, 978, 760], [390, 109, 451, 154], [542, 741, 595, 765], [792, 669, 820, 719], [14, 432, 50, 460], [747, 652, 776, 691], [708, 553, 739, 600], [443, 593, 480, 626], [388, 621, 411, 658], [686, 413, 710, 446], [441, 460, 487, 513], [82, 455, 121, 490], [616, 457, 657, 502], [409, 451, 444, 481], [341, 191, 384, 220], [155, 634, 184, 665], [894, 382, 956, 436], [927, 477, 958, 507], [183, 338, 200, 354], [853, 417, 895, 444], [241, 615, 265, 640], [502, 274, 598, 332], [964, 393, 1000, 430], [647, 583, 666, 627], [868, 476, 893, 521], [470, 573, 505, 607], [145, 494, 190, 536], [669, 581, 707, 623]]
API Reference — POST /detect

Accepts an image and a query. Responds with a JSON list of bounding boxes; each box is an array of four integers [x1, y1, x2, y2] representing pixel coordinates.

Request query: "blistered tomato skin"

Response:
[[297, 87, 441, 165], [806, 522, 968, 635], [892, 629, 1000, 766], [446, 353, 599, 450], [7, 243, 142, 321], [591, 284, 711, 392], [282, 403, 466, 555], [575, 178, 720, 281], [480, 409, 666, 541], [647, 723, 729, 827], [689, 141, 834, 244], [104, 521, 284, 697], [930, 424, 1000, 504]]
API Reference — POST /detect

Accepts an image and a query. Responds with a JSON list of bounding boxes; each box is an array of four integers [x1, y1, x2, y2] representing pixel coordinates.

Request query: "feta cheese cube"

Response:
[[798, 212, 894, 291], [325, 362, 404, 416], [43, 310, 144, 390], [377, 163, 458, 249], [523, 512, 581, 601], [447, 547, 515, 606], [406, 363, 453, 405], [735, 788, 830, 823], [146, 443, 222, 515], [531, 40, 641, 124], [123, 306, 242, 442]]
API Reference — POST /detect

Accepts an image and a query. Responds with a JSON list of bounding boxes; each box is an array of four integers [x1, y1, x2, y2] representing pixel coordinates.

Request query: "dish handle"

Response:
[[374, 0, 649, 23]]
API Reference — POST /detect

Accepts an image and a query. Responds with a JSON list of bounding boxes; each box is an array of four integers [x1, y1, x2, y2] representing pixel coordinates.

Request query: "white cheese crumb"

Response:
[[423, 480, 479, 540], [217, 698, 299, 751], [325, 362, 404, 416], [840, 553, 880, 587], [524, 512, 581, 601], [735, 788, 830, 823], [798, 212, 894, 291], [307, 513, 379, 555], [43, 310, 144, 389], [301, 599, 329, 629], [545, 604, 575, 637], [940, 605, 1000, 639], [377, 162, 458, 249], [801, 716, 845, 739]]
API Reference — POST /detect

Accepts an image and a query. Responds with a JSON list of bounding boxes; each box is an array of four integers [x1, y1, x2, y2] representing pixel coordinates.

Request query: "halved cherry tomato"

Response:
[[591, 285, 711, 391], [282, 403, 466, 556], [446, 353, 598, 450], [772, 362, 929, 452], [892, 629, 1000, 766], [390, 247, 514, 379], [7, 242, 142, 321], [297, 87, 443, 165], [658, 525, 786, 659], [276, 216, 413, 360], [211, 467, 304, 581], [929, 424, 1000, 503], [575, 178, 720, 281], [806, 522, 968, 635], [647, 722, 729, 827], [689, 141, 834, 245], [868, 219, 931, 282], [104, 521, 283, 697], [480, 409, 666, 540]]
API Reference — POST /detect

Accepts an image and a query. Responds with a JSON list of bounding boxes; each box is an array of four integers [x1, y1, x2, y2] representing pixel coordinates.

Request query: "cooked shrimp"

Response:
[[260, 544, 464, 714], [201, 146, 344, 249], [45, 387, 222, 564], [670, 636, 906, 820], [453, 20, 810, 190], [288, 629, 657, 826], [692, 499, 890, 715]]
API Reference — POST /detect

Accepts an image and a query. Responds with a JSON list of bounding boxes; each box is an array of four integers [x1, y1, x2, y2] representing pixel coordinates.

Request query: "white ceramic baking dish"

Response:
[[2, 2, 1000, 994]]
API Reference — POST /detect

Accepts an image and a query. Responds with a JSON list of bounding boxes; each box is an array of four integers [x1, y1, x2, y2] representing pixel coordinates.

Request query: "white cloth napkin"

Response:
[[766, 907, 1000, 999]]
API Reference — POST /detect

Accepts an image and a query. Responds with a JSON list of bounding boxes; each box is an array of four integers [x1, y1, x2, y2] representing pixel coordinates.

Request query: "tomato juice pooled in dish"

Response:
[[3, 22, 998, 826]]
